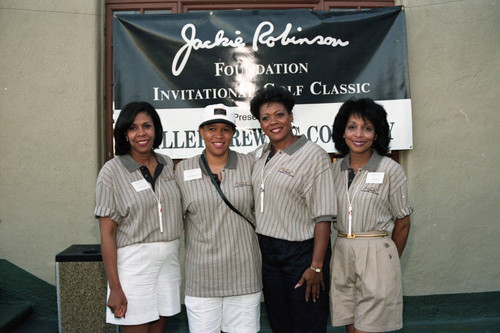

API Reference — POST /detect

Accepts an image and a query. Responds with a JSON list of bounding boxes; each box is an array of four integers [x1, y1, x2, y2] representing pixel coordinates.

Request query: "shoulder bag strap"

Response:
[[200, 154, 255, 230]]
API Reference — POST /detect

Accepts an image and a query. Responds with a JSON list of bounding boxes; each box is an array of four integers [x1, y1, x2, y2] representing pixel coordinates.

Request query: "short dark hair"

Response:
[[114, 101, 163, 155], [250, 85, 295, 120], [332, 98, 390, 156]]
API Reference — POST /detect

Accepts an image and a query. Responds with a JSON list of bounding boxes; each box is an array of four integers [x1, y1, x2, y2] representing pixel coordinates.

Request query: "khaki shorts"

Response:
[[330, 236, 403, 332]]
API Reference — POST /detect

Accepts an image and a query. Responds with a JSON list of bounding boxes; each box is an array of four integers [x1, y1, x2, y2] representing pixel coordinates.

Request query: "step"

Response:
[[0, 301, 33, 333], [9, 319, 58, 333]]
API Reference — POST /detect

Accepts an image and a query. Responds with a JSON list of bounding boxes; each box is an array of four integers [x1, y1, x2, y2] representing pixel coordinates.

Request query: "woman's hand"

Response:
[[107, 286, 128, 318], [295, 267, 325, 302], [295, 220, 331, 302], [98, 217, 127, 317]]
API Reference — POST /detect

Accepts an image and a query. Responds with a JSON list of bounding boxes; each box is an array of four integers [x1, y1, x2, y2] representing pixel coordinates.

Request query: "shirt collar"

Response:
[[262, 135, 308, 156], [119, 152, 167, 173], [340, 151, 383, 172], [198, 149, 237, 175]]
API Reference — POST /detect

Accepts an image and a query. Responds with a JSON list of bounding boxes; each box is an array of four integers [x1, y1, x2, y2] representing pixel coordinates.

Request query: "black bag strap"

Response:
[[201, 154, 255, 230]]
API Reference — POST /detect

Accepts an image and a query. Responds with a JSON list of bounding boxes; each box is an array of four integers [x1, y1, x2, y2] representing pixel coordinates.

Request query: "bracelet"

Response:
[[309, 265, 322, 273]]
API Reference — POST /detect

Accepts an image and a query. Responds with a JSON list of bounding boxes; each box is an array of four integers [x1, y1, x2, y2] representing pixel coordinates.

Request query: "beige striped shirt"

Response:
[[175, 150, 262, 297], [95, 153, 183, 248], [333, 152, 413, 234], [252, 135, 337, 241]]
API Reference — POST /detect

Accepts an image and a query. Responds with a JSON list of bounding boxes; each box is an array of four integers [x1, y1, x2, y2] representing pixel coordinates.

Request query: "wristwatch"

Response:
[[309, 265, 322, 273]]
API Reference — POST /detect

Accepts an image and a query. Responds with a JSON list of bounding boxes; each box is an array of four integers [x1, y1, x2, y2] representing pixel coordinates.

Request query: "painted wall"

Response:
[[0, 0, 104, 283], [0, 0, 498, 296], [399, 0, 500, 295]]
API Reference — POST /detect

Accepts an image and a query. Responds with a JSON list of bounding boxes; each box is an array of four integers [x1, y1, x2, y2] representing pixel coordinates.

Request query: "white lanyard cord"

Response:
[[345, 170, 367, 237], [259, 151, 286, 213], [136, 170, 163, 233]]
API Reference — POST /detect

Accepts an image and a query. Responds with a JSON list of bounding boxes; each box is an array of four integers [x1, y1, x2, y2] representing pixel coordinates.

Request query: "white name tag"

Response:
[[366, 172, 385, 184], [131, 179, 151, 192], [184, 168, 202, 181]]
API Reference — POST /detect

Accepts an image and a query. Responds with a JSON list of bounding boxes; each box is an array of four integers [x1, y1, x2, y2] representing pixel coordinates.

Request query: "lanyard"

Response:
[[259, 150, 286, 213], [345, 170, 367, 237], [136, 170, 163, 233]]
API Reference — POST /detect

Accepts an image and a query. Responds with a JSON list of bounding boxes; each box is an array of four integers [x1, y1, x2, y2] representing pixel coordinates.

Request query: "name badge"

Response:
[[366, 172, 385, 184], [184, 168, 202, 181], [131, 179, 151, 192]]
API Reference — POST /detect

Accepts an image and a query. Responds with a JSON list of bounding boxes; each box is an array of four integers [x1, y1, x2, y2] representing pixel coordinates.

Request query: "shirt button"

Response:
[[385, 243, 389, 248]]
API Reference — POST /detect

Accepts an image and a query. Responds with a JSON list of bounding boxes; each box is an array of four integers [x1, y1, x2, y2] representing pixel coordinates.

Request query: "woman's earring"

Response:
[[126, 136, 129, 142]]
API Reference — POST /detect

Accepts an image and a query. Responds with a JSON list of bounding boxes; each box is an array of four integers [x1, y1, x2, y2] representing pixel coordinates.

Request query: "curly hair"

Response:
[[114, 101, 163, 156], [250, 85, 295, 120], [332, 98, 390, 156]]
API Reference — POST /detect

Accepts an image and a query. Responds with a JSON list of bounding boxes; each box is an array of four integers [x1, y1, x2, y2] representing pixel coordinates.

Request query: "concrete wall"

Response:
[[0, 0, 498, 295], [399, 0, 500, 295], [0, 0, 104, 283]]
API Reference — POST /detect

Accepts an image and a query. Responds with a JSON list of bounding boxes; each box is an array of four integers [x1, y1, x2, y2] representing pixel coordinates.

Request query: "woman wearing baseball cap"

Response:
[[175, 104, 262, 333]]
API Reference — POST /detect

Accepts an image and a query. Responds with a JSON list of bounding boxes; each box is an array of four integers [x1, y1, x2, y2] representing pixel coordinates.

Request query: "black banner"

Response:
[[113, 7, 412, 157]]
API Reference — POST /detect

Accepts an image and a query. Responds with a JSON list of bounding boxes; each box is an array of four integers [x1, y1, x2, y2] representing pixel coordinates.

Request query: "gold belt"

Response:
[[337, 232, 388, 239]]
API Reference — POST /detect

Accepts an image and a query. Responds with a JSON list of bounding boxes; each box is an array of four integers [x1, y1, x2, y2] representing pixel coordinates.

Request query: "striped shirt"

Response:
[[94, 153, 183, 248], [251, 135, 337, 241], [333, 152, 413, 234], [175, 150, 262, 297]]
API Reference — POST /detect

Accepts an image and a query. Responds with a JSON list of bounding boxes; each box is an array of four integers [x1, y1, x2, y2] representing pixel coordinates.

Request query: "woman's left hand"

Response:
[[294, 220, 331, 302], [295, 267, 325, 302]]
